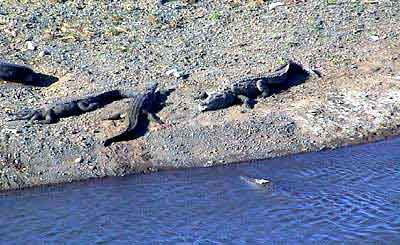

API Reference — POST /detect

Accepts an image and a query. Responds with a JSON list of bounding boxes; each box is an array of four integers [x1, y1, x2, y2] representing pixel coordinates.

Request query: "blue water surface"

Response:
[[1, 138, 400, 244]]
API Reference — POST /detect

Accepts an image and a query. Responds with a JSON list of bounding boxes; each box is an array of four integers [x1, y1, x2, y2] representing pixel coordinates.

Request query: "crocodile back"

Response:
[[141, 83, 158, 110], [0, 62, 34, 82], [125, 94, 146, 130]]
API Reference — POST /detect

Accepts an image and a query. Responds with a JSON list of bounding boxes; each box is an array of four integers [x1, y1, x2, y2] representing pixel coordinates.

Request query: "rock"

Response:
[[0, 14, 9, 25], [26, 41, 36, 51], [166, 68, 186, 78], [39, 48, 51, 57], [74, 157, 83, 164], [369, 35, 380, 42], [269, 2, 284, 11]]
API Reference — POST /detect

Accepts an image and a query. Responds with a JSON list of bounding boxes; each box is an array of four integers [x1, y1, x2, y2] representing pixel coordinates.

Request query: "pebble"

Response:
[[269, 2, 284, 11], [166, 68, 185, 78], [39, 48, 51, 57], [26, 41, 36, 51], [369, 35, 380, 42], [74, 157, 83, 164]]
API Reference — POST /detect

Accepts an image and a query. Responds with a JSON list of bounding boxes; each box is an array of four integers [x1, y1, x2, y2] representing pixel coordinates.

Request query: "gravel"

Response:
[[0, 0, 399, 190]]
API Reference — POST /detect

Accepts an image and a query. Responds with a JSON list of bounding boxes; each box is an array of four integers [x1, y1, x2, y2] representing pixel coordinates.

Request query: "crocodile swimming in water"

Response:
[[102, 83, 173, 146], [198, 60, 316, 111], [240, 176, 271, 187]]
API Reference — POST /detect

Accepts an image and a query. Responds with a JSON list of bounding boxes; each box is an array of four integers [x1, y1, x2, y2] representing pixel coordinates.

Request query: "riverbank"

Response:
[[0, 0, 399, 190]]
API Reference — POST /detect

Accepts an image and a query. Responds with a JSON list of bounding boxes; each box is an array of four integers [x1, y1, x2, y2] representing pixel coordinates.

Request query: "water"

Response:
[[1, 138, 400, 244]]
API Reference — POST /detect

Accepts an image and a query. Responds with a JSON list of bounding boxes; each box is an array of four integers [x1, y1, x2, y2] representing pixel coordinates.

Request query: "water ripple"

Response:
[[1, 138, 400, 243]]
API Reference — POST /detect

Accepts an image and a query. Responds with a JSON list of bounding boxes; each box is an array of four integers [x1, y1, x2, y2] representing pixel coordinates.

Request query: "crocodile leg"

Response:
[[42, 110, 57, 124], [145, 111, 164, 125], [29, 112, 42, 122], [77, 101, 99, 112], [9, 109, 46, 122], [9, 110, 35, 121], [101, 111, 125, 120], [261, 90, 270, 98], [237, 95, 255, 109], [256, 80, 271, 98]]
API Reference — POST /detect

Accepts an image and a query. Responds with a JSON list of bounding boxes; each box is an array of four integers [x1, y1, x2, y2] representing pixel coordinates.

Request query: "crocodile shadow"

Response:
[[30, 73, 59, 87], [267, 62, 315, 96]]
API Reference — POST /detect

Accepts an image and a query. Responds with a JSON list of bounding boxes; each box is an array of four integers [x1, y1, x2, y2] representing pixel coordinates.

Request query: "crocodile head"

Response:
[[198, 90, 236, 112]]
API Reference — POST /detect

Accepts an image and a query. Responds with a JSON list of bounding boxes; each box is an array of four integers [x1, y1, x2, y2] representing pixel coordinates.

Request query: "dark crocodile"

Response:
[[0, 62, 37, 83], [9, 90, 140, 124], [9, 83, 173, 146], [0, 61, 58, 86], [198, 60, 315, 111], [103, 83, 166, 146]]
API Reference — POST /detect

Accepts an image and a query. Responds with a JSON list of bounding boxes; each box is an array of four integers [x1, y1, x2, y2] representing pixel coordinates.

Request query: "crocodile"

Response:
[[198, 60, 315, 111], [0, 61, 37, 83], [9, 89, 140, 124], [240, 176, 271, 187], [9, 83, 173, 146], [102, 83, 169, 146], [0, 61, 59, 86]]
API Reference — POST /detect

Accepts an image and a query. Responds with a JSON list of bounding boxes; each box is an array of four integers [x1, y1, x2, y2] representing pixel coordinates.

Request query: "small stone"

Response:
[[26, 41, 36, 51], [206, 160, 214, 166], [74, 157, 83, 164], [369, 35, 379, 42], [76, 0, 85, 9], [350, 64, 358, 69], [269, 2, 284, 11], [39, 48, 51, 57], [166, 68, 185, 78]]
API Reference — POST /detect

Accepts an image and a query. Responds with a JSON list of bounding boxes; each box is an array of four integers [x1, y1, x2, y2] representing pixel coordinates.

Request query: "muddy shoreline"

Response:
[[0, 1, 399, 190]]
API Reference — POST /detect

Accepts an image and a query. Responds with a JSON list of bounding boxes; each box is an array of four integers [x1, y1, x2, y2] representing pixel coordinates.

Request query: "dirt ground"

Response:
[[0, 0, 399, 190]]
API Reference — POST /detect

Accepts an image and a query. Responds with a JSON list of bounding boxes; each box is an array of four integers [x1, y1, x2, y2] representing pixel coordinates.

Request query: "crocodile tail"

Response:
[[8, 109, 34, 121], [103, 138, 114, 147], [103, 131, 131, 147]]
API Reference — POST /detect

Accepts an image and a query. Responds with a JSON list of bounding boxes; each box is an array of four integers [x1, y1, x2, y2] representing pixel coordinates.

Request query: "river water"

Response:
[[1, 138, 400, 244]]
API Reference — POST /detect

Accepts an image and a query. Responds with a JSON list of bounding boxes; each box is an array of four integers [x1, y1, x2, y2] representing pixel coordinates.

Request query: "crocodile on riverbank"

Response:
[[198, 60, 315, 111], [9, 89, 140, 124], [9, 83, 173, 146], [0, 61, 58, 86], [0, 62, 37, 83], [102, 83, 173, 146]]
